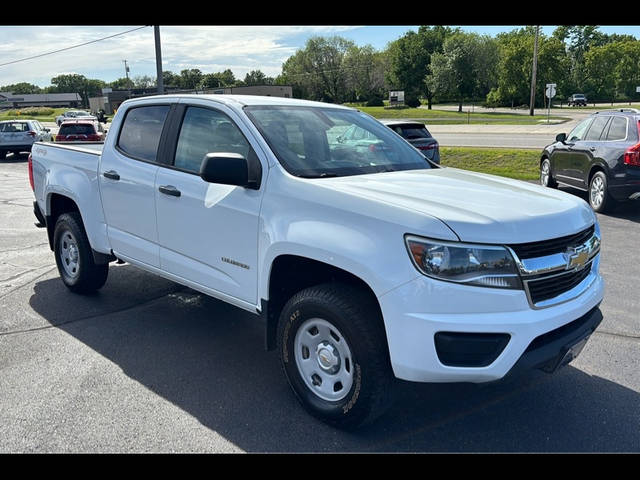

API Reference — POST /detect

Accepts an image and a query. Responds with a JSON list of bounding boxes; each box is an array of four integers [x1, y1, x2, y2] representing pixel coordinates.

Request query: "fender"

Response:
[[44, 163, 111, 255]]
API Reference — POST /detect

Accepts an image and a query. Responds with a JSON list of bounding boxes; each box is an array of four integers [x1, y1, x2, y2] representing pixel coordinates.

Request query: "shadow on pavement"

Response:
[[29, 265, 640, 452], [559, 185, 640, 223]]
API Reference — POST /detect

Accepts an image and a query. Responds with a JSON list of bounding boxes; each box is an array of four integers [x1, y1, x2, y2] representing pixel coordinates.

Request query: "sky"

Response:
[[1, 25, 640, 89]]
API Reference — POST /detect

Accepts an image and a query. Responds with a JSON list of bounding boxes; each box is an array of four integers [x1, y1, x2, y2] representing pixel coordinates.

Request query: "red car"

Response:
[[55, 120, 106, 142]]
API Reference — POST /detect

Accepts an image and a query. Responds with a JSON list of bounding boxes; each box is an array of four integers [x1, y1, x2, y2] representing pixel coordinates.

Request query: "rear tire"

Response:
[[53, 212, 109, 293], [0, 150, 5, 160], [277, 283, 394, 430], [589, 171, 616, 213]]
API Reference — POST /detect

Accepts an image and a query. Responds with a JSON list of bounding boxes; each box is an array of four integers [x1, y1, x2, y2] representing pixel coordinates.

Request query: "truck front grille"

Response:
[[525, 264, 593, 304], [510, 225, 595, 259]]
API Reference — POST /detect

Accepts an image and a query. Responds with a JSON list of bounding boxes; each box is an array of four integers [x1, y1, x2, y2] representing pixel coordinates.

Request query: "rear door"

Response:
[[154, 101, 266, 305], [574, 115, 612, 187], [99, 104, 171, 267]]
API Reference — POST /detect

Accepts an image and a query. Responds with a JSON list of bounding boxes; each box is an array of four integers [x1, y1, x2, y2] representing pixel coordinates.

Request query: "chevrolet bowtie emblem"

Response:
[[566, 247, 590, 270]]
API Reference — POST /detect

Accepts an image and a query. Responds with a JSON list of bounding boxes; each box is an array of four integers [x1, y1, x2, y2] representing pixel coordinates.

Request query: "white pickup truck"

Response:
[[29, 94, 604, 429]]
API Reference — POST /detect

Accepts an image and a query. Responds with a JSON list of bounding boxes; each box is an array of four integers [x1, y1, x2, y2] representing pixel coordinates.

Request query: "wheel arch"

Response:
[[263, 254, 383, 351]]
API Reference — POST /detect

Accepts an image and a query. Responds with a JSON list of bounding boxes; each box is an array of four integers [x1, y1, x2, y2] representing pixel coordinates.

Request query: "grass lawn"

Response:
[[439, 147, 541, 181], [351, 105, 567, 125]]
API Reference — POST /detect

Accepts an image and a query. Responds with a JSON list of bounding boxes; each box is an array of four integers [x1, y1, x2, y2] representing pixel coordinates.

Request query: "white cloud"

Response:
[[0, 25, 361, 88]]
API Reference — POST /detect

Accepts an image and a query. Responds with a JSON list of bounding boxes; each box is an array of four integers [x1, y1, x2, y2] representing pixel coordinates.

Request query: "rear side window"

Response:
[[118, 105, 170, 162], [0, 122, 29, 132], [606, 117, 628, 141], [59, 124, 96, 135], [584, 116, 610, 141]]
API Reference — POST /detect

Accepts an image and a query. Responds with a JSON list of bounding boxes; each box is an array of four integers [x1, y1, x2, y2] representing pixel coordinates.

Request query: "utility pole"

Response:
[[529, 25, 540, 116], [154, 26, 164, 95], [123, 59, 131, 89]]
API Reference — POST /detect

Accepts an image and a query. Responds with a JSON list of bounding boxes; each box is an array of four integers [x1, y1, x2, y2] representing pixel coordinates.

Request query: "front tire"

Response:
[[540, 158, 557, 188], [277, 283, 394, 429], [53, 212, 109, 293], [589, 171, 616, 213]]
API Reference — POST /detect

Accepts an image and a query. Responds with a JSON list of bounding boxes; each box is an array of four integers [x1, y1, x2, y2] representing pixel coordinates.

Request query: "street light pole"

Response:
[[529, 25, 540, 116], [154, 26, 164, 95]]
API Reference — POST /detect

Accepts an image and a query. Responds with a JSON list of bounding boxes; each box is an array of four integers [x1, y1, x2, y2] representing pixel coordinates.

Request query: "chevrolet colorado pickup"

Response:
[[30, 94, 604, 429]]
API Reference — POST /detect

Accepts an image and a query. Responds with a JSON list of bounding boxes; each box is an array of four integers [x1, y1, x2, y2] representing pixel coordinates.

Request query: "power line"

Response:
[[0, 26, 149, 68]]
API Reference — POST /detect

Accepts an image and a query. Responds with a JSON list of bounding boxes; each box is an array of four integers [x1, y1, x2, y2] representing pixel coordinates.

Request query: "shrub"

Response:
[[365, 95, 384, 107], [6, 107, 55, 116]]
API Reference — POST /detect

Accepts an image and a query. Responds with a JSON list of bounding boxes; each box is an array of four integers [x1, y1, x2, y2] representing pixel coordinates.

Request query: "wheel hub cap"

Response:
[[293, 318, 354, 402], [316, 342, 340, 373]]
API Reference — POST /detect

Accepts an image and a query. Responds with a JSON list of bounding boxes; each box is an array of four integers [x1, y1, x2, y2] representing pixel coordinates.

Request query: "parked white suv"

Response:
[[29, 95, 604, 429], [0, 119, 52, 158]]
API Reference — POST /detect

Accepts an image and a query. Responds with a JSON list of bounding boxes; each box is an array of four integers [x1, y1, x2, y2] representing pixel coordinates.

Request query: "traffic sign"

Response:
[[545, 84, 557, 99]]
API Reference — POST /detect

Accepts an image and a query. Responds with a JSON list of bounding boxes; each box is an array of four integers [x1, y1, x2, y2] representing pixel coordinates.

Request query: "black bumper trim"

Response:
[[505, 305, 603, 379], [33, 201, 46, 228]]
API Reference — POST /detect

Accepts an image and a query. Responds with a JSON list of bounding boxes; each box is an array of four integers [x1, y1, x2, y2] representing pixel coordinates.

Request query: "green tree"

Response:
[[0, 82, 42, 94], [342, 45, 386, 103], [179, 69, 203, 89], [487, 28, 568, 108], [51, 74, 105, 108], [280, 36, 355, 103], [584, 43, 619, 103], [244, 70, 273, 86], [427, 32, 498, 112], [386, 26, 459, 109]]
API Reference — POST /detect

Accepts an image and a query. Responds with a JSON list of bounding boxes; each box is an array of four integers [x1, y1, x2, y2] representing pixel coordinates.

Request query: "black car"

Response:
[[540, 109, 640, 212], [382, 120, 440, 164]]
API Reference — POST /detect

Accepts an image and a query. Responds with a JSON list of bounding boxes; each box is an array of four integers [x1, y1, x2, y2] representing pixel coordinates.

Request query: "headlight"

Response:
[[405, 235, 522, 289]]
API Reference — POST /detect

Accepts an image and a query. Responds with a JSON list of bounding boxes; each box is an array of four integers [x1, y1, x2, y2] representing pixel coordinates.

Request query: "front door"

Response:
[[155, 103, 265, 305], [553, 116, 594, 187]]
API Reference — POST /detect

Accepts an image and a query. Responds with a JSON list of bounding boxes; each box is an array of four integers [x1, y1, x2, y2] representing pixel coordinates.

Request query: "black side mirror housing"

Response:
[[199, 152, 261, 190], [556, 133, 567, 144]]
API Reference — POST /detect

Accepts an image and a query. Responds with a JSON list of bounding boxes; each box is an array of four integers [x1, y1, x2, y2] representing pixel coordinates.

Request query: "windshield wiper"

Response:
[[297, 172, 339, 178]]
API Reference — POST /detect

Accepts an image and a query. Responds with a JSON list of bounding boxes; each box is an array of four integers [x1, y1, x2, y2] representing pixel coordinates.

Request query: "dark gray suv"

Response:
[[540, 109, 640, 213]]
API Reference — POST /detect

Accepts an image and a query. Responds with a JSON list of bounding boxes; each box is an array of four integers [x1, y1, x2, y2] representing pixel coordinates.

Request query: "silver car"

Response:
[[55, 110, 97, 126], [0, 120, 53, 159]]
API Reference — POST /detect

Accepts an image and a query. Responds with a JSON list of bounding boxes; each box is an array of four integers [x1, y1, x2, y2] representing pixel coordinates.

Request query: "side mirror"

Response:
[[199, 152, 261, 190], [556, 133, 567, 144]]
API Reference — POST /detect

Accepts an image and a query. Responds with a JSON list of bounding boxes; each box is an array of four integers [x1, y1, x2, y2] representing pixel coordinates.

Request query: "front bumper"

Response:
[[378, 268, 604, 383]]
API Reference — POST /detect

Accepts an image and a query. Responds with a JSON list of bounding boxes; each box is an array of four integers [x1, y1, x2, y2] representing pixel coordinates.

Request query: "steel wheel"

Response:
[[58, 230, 80, 278], [294, 317, 354, 402]]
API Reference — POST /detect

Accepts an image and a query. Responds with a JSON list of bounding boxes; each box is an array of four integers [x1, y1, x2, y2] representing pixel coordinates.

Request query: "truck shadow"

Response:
[[1, 152, 29, 163], [29, 266, 640, 452]]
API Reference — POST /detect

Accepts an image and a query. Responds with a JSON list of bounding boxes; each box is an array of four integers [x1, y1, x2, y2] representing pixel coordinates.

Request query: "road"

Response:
[[1, 156, 639, 452]]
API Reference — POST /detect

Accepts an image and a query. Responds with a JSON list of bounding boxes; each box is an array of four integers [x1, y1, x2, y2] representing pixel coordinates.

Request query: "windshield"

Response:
[[245, 106, 431, 178]]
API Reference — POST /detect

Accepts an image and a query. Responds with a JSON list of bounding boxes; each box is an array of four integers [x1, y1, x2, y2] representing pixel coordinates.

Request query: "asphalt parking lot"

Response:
[[1, 154, 639, 452]]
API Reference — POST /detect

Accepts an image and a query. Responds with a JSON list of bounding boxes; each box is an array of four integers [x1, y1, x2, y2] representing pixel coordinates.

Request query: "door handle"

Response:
[[103, 170, 120, 180], [159, 185, 181, 197]]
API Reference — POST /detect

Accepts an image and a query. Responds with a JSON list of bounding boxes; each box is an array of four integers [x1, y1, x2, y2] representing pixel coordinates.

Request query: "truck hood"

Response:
[[319, 168, 595, 244]]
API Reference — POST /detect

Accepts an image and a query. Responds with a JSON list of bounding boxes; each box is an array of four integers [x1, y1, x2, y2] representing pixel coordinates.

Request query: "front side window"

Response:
[[567, 117, 594, 142], [117, 105, 170, 162], [174, 106, 251, 173], [245, 106, 431, 178]]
